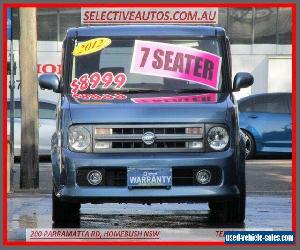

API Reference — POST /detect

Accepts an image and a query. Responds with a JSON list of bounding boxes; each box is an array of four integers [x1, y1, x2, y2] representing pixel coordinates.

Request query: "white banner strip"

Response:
[[81, 8, 218, 25]]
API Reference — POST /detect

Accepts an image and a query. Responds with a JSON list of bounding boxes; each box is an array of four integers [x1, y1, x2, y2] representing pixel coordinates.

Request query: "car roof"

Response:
[[66, 25, 225, 38], [238, 92, 291, 102]]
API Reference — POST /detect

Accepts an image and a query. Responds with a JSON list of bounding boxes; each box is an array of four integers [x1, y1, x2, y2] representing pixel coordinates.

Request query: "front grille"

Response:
[[113, 127, 186, 134], [172, 167, 222, 186], [93, 124, 204, 153]]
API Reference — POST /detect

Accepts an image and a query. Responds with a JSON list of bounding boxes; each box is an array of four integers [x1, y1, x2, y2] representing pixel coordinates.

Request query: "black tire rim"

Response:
[[244, 133, 252, 158]]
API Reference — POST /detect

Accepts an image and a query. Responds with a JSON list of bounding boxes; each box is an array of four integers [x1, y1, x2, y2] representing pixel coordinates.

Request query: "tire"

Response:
[[242, 130, 255, 159], [52, 188, 81, 225], [209, 135, 246, 224]]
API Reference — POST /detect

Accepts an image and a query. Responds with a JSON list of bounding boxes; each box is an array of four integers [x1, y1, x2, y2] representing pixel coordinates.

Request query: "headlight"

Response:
[[68, 126, 91, 152], [207, 126, 229, 151]]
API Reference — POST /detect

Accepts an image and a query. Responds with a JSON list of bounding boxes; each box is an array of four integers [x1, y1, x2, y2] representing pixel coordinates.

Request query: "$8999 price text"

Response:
[[70, 72, 127, 95]]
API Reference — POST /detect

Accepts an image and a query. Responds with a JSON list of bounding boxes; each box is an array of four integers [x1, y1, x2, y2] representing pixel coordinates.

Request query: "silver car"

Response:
[[7, 98, 56, 157]]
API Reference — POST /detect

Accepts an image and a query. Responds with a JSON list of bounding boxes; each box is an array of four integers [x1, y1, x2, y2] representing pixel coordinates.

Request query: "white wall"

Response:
[[267, 56, 292, 93], [231, 44, 292, 100]]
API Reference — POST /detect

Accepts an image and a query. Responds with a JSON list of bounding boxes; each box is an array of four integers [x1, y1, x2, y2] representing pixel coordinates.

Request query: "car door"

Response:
[[282, 93, 292, 150], [7, 100, 21, 157], [39, 102, 57, 156], [245, 94, 291, 153]]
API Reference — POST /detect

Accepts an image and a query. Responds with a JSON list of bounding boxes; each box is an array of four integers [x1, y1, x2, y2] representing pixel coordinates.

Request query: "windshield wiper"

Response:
[[175, 88, 220, 94]]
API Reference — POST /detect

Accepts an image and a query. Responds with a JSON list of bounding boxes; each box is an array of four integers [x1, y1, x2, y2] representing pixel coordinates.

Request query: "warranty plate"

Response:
[[127, 168, 172, 187]]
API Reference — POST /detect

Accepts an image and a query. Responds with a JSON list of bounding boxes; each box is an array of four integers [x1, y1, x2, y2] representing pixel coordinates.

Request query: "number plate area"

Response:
[[127, 168, 172, 188]]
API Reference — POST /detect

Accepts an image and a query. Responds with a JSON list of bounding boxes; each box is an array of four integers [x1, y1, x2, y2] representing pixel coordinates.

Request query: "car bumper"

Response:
[[55, 148, 240, 203], [58, 185, 239, 204]]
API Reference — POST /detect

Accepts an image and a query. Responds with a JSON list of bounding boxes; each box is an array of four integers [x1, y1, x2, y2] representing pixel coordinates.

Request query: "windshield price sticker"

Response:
[[72, 93, 127, 101], [73, 38, 112, 56], [70, 72, 127, 95], [130, 40, 222, 90], [131, 93, 217, 103]]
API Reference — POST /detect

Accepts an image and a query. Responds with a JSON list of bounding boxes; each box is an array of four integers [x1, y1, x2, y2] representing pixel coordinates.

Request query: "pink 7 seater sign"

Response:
[[130, 40, 222, 90]]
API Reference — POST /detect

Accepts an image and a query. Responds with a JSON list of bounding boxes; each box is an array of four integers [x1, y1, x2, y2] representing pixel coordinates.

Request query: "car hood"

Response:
[[67, 93, 230, 124]]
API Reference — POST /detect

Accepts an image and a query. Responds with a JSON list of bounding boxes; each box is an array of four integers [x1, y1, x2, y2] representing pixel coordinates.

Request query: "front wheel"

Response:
[[52, 188, 81, 225], [209, 193, 245, 224], [243, 130, 255, 159], [209, 134, 246, 223]]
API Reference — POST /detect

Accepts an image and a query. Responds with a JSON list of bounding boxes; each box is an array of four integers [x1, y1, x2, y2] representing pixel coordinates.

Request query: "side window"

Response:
[[7, 101, 57, 119], [252, 95, 269, 113], [238, 98, 253, 112], [7, 101, 21, 118], [285, 93, 291, 113], [39, 102, 56, 119], [252, 95, 289, 114]]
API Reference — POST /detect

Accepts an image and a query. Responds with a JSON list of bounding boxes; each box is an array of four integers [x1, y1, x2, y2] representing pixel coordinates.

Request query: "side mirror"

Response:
[[39, 73, 60, 93], [233, 72, 254, 91]]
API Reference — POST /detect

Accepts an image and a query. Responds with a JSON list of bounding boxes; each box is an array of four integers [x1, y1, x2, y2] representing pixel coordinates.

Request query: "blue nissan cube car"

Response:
[[38, 25, 253, 225], [238, 92, 292, 159]]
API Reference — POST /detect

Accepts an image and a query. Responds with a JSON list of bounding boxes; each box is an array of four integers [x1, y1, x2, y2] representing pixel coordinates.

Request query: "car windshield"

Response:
[[69, 38, 223, 98]]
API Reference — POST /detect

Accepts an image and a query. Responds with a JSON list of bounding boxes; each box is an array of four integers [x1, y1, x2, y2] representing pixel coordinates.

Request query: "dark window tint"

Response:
[[37, 10, 58, 41], [227, 8, 253, 44], [7, 101, 21, 118], [252, 94, 289, 114], [59, 11, 81, 41], [11, 8, 20, 40], [218, 8, 228, 31], [238, 98, 253, 112], [39, 102, 56, 119], [13, 9, 59, 41], [278, 8, 292, 44], [285, 93, 292, 113], [254, 8, 277, 44]]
